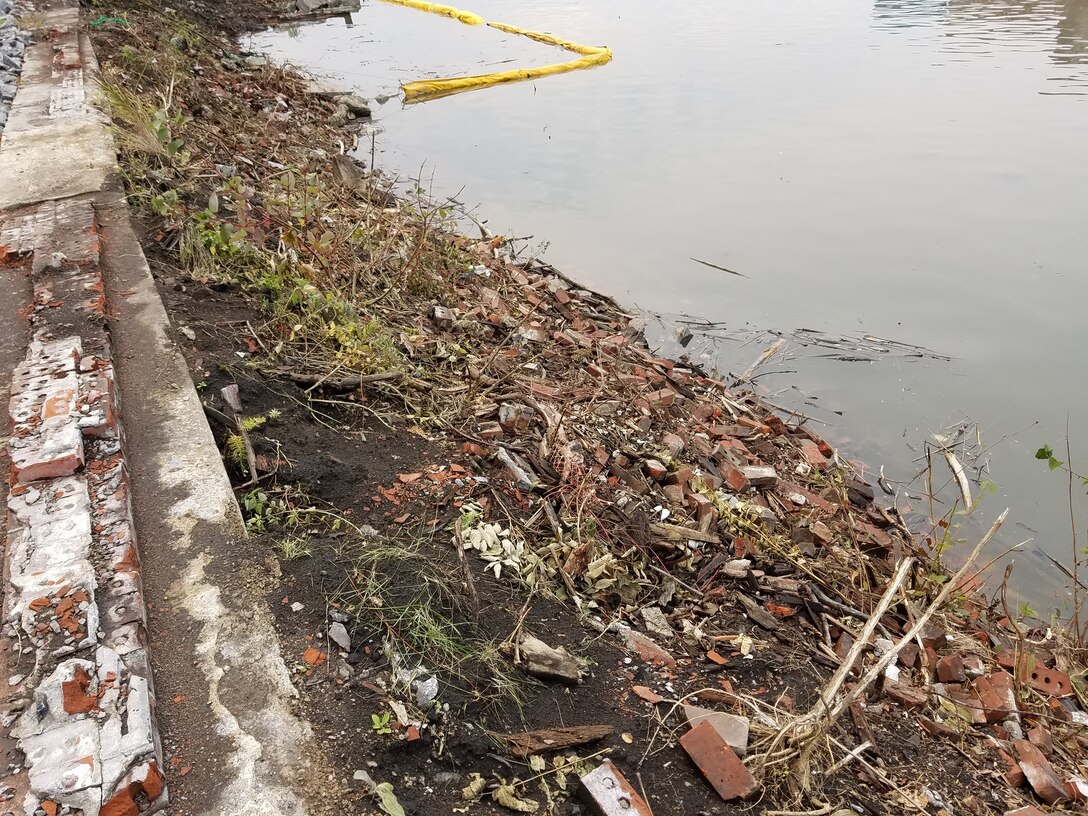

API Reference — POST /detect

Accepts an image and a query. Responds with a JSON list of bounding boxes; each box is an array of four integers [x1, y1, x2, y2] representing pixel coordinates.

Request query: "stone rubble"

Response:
[[0, 0, 30, 134]]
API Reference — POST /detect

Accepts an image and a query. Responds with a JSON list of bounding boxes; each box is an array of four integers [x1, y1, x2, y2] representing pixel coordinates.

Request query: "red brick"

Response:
[[101, 789, 139, 816], [719, 463, 750, 492], [642, 459, 668, 481], [646, 388, 675, 409], [1014, 739, 1070, 804], [936, 655, 965, 683], [884, 681, 928, 709], [998, 748, 1026, 788], [62, 666, 98, 714], [680, 720, 759, 801], [692, 404, 716, 422], [662, 484, 685, 505], [665, 466, 693, 487], [689, 493, 716, 524], [632, 686, 664, 704], [973, 671, 1017, 722], [798, 439, 827, 468], [140, 761, 165, 800], [620, 628, 675, 668], [1027, 725, 1053, 756], [1066, 777, 1088, 802]]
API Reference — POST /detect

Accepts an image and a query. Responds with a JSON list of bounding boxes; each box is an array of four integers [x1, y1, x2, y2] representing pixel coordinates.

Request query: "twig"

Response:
[[451, 518, 480, 620]]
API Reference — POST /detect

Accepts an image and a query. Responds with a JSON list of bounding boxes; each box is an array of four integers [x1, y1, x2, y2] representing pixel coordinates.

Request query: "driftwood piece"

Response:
[[504, 725, 614, 758], [503, 634, 582, 684], [737, 593, 780, 631]]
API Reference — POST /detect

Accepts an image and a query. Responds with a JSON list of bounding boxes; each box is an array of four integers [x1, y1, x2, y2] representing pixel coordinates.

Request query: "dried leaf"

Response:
[[374, 782, 406, 816], [462, 773, 487, 801], [493, 784, 539, 813]]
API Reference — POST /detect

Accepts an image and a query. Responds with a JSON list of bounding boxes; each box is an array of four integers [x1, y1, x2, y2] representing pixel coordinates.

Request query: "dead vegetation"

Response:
[[87, 2, 1088, 814]]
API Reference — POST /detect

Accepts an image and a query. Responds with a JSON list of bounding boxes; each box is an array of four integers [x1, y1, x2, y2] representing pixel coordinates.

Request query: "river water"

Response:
[[251, 0, 1088, 609]]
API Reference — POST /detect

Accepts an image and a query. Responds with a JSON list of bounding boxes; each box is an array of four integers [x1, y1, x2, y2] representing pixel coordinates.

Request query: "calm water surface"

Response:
[[252, 0, 1088, 608]]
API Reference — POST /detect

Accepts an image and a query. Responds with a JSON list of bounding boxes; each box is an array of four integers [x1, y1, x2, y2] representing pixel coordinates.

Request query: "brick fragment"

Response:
[[645, 388, 675, 409], [719, 462, 749, 492], [1027, 724, 1053, 757], [680, 720, 759, 801], [798, 439, 827, 468], [740, 466, 777, 488], [883, 681, 928, 709], [642, 458, 667, 482], [580, 760, 653, 816], [973, 671, 1018, 722], [661, 433, 684, 458], [936, 655, 965, 683], [498, 402, 534, 434], [619, 627, 675, 668], [62, 665, 98, 714], [664, 466, 693, 487], [682, 705, 750, 757], [1014, 739, 1071, 804]]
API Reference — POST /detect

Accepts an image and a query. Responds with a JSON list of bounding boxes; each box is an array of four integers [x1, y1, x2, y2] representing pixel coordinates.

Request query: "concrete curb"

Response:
[[1, 1, 323, 814]]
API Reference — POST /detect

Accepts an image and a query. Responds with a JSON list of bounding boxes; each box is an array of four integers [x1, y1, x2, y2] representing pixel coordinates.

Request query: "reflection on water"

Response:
[[876, 0, 1088, 88], [252, 0, 1088, 609]]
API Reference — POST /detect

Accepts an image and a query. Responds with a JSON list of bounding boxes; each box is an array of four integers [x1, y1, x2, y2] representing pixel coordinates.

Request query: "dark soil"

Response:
[[152, 271, 1005, 815], [87, 0, 1087, 814]]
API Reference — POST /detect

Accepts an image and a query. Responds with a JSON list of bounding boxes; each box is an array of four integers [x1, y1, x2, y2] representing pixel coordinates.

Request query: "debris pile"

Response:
[[80, 0, 1088, 811]]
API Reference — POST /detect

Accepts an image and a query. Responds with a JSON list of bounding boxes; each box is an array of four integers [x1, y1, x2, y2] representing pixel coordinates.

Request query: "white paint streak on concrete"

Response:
[[166, 553, 312, 816]]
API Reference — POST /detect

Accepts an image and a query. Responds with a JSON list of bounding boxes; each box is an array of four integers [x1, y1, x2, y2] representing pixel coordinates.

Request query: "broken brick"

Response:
[[620, 628, 675, 668], [798, 439, 827, 468], [632, 686, 664, 704], [100, 789, 139, 816], [62, 666, 98, 714], [682, 705, 750, 757], [936, 654, 965, 683], [719, 463, 750, 493], [999, 747, 1026, 788], [580, 760, 653, 816], [680, 720, 759, 801], [973, 671, 1017, 722], [1027, 724, 1054, 757], [664, 466, 693, 487], [645, 388, 675, 409], [642, 459, 668, 482], [1014, 739, 1070, 804], [884, 681, 928, 709], [303, 647, 327, 667]]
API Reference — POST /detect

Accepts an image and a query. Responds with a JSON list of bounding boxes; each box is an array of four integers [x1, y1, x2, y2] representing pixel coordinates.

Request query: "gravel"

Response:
[[0, 0, 31, 135]]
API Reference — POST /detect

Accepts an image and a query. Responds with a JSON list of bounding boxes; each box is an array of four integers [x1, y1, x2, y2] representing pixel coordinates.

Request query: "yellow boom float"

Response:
[[377, 0, 612, 102]]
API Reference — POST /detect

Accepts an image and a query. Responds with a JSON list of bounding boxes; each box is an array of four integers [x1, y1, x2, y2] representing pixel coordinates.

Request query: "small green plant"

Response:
[[150, 189, 181, 219], [275, 534, 312, 560], [371, 710, 393, 735], [226, 433, 248, 473]]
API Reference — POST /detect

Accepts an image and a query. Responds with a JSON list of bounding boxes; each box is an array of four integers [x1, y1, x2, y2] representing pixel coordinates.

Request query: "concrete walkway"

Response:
[[0, 2, 324, 813]]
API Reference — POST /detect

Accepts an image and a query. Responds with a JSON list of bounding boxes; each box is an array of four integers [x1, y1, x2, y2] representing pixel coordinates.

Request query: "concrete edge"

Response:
[[1, 0, 326, 813]]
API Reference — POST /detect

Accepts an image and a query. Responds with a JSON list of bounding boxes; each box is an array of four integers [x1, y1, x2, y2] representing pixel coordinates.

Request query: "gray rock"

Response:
[[328, 621, 351, 651], [337, 93, 370, 118]]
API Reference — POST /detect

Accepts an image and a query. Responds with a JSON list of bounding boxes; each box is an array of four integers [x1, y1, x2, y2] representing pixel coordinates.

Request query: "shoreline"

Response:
[[13, 0, 1083, 812]]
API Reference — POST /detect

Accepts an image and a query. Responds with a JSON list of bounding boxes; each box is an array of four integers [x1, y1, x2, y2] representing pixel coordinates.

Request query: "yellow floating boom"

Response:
[[377, 0, 612, 102]]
